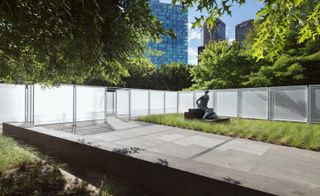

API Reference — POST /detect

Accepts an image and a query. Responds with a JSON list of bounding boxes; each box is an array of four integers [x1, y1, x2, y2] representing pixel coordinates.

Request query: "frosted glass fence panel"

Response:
[[240, 88, 268, 119], [107, 92, 115, 115], [165, 92, 177, 113], [310, 85, 320, 122], [131, 90, 149, 116], [0, 84, 25, 124], [34, 85, 73, 124], [215, 90, 238, 117], [150, 91, 164, 114], [77, 86, 105, 121], [178, 92, 193, 113], [116, 90, 129, 117], [272, 86, 307, 122]]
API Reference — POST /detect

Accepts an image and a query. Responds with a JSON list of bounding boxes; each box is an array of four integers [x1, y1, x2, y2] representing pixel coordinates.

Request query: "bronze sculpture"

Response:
[[196, 90, 218, 119]]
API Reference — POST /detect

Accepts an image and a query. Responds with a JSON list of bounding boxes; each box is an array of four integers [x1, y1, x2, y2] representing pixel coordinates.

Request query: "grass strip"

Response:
[[138, 113, 320, 151]]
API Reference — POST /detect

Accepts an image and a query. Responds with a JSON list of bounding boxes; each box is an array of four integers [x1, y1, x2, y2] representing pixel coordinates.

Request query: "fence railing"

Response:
[[0, 83, 319, 126]]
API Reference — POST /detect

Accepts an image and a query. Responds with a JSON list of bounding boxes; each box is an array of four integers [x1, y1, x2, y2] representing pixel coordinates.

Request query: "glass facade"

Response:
[[235, 19, 254, 42], [202, 19, 226, 45], [147, 0, 188, 66]]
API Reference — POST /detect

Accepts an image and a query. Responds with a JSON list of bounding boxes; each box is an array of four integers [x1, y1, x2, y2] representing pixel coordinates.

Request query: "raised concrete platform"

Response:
[[3, 118, 320, 196]]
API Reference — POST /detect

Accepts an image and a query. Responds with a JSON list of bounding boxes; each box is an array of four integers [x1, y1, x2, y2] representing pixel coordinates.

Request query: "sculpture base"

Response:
[[184, 109, 204, 120], [184, 108, 230, 123]]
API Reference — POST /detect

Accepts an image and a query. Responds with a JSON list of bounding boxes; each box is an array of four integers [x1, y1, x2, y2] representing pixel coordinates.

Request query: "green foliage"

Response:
[[139, 114, 320, 151], [122, 57, 156, 89], [0, 135, 38, 172], [152, 62, 194, 91], [119, 61, 193, 90], [243, 23, 320, 87], [0, 0, 169, 85], [190, 41, 255, 89], [174, 0, 320, 60], [192, 16, 320, 89]]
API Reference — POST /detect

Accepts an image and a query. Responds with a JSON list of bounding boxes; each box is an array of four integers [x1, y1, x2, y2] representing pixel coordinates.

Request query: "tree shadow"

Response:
[[112, 147, 143, 156], [223, 177, 241, 185], [274, 91, 307, 118], [155, 158, 169, 166]]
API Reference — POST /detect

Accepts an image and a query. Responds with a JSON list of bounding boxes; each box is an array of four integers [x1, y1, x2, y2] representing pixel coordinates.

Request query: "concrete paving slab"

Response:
[[158, 133, 186, 142], [194, 149, 263, 172], [111, 121, 142, 130], [148, 142, 210, 159], [174, 135, 226, 148], [252, 147, 320, 187], [216, 138, 270, 156]]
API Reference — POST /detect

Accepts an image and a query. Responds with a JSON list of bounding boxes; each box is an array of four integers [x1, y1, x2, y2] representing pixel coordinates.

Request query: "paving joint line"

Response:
[[186, 137, 237, 160]]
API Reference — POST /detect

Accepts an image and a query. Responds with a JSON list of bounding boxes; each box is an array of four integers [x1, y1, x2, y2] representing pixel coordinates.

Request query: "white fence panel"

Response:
[[34, 85, 73, 124], [150, 91, 164, 114], [77, 86, 105, 121], [272, 86, 307, 122], [107, 92, 115, 115], [0, 84, 25, 124], [310, 85, 320, 123], [116, 90, 129, 117], [240, 88, 268, 119], [165, 91, 178, 113], [215, 90, 238, 117], [178, 92, 193, 113], [131, 90, 149, 116]]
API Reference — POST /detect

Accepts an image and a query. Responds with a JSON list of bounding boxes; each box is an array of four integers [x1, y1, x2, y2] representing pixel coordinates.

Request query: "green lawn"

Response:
[[0, 135, 39, 172], [138, 113, 320, 151]]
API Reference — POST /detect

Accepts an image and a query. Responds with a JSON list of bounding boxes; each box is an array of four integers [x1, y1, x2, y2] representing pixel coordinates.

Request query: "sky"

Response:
[[160, 0, 264, 64]]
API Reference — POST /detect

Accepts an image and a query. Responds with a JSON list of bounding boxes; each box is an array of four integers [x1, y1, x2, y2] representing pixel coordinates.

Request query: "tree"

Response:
[[242, 18, 320, 87], [174, 0, 320, 60], [122, 57, 156, 89], [152, 62, 193, 91], [190, 41, 255, 89], [0, 0, 171, 85]]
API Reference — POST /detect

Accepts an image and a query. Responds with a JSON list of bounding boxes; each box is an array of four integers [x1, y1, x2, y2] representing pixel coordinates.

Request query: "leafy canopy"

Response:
[[191, 41, 255, 89], [0, 0, 169, 85], [173, 0, 320, 60]]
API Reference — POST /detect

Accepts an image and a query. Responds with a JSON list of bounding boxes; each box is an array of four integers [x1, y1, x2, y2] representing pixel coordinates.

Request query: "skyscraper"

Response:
[[235, 19, 254, 42], [147, 0, 188, 66], [202, 19, 226, 45], [198, 19, 226, 63]]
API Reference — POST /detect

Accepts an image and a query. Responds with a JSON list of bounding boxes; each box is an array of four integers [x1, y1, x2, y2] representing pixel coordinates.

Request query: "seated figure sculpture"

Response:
[[196, 90, 218, 120]]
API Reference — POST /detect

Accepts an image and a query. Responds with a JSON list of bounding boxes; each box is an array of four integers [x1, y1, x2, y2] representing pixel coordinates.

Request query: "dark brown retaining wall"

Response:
[[3, 123, 274, 196]]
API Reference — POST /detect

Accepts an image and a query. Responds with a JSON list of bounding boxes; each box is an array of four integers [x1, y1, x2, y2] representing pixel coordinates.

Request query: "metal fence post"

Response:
[[267, 87, 272, 120], [25, 85, 28, 124], [193, 91, 196, 108], [237, 89, 241, 118], [177, 92, 180, 113], [212, 91, 215, 110], [115, 90, 118, 117], [128, 89, 132, 120], [307, 85, 311, 123], [148, 91, 151, 115], [31, 85, 35, 126], [104, 87, 108, 123], [72, 85, 77, 128], [164, 91, 166, 114]]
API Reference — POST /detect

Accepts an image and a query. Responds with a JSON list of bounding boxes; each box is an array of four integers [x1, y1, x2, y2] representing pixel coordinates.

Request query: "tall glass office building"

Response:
[[202, 19, 226, 45], [147, 0, 188, 66]]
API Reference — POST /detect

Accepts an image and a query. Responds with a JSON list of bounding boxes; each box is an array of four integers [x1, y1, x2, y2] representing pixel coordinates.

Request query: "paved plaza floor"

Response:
[[14, 117, 320, 195]]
